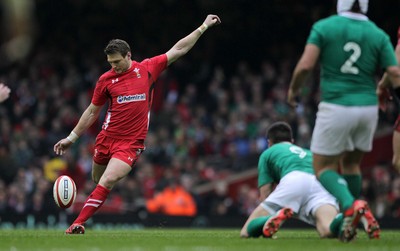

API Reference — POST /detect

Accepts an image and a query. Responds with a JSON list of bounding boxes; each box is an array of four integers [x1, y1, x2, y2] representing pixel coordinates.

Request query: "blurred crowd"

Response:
[[1, 0, 400, 220]]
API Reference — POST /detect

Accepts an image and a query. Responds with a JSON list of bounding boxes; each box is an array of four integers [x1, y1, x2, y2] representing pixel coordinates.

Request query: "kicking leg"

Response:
[[66, 158, 132, 234]]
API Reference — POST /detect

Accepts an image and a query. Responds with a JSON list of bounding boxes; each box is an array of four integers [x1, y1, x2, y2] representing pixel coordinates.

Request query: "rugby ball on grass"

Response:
[[53, 175, 77, 208]]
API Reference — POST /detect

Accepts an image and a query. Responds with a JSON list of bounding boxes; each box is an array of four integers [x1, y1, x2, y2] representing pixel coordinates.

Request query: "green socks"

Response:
[[247, 216, 271, 237], [329, 213, 343, 237], [342, 174, 362, 198], [319, 170, 354, 211]]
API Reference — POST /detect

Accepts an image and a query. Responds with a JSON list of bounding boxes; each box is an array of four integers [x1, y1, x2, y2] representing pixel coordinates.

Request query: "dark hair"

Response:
[[267, 121, 293, 144], [104, 39, 131, 57], [350, 0, 362, 13]]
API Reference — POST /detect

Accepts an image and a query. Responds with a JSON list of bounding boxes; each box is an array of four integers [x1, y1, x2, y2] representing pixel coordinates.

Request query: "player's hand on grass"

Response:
[[203, 14, 221, 28], [54, 138, 73, 155]]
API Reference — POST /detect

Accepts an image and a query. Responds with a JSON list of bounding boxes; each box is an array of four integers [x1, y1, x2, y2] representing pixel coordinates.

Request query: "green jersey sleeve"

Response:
[[379, 34, 398, 69], [258, 151, 274, 188]]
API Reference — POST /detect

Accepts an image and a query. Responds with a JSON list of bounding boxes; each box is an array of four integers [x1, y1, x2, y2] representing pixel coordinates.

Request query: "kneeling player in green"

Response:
[[240, 122, 344, 239]]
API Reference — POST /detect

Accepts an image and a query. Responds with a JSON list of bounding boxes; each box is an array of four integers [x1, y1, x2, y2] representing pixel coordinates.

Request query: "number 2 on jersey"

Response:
[[340, 42, 361, 75]]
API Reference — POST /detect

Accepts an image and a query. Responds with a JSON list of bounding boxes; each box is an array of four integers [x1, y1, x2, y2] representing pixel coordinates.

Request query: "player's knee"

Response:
[[97, 174, 119, 190]]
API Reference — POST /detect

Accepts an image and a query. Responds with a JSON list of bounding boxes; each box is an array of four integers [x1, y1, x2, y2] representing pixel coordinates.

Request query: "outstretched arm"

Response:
[[287, 44, 320, 107], [54, 103, 102, 155], [166, 14, 221, 66]]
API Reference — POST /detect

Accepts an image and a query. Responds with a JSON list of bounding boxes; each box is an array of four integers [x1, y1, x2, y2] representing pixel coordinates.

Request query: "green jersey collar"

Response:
[[339, 12, 369, 21]]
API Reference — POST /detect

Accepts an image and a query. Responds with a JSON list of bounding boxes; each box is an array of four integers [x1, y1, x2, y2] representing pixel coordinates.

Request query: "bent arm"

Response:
[[386, 65, 400, 89], [377, 42, 400, 112], [287, 44, 320, 107], [54, 103, 102, 155], [166, 14, 221, 66], [72, 103, 102, 136], [259, 183, 273, 201], [388, 43, 400, 88], [379, 43, 400, 89]]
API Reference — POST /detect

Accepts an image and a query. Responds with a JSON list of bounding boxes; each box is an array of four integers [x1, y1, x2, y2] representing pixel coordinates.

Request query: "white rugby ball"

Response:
[[53, 175, 77, 209]]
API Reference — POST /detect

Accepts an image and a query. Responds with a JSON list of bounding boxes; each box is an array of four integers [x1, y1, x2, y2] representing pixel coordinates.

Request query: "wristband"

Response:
[[66, 131, 79, 143], [197, 23, 208, 34]]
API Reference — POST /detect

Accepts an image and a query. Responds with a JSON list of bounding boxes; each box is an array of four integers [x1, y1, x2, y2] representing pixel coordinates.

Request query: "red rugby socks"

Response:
[[73, 184, 110, 225]]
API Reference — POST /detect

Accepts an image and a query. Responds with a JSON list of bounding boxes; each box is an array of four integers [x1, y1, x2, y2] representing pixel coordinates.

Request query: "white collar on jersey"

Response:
[[337, 0, 368, 14], [339, 11, 369, 21]]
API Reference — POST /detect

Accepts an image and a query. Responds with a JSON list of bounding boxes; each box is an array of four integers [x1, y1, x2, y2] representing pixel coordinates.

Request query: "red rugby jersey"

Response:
[[92, 54, 168, 140]]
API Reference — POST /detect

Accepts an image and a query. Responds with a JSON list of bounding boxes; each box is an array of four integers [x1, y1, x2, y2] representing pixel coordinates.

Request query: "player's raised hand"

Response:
[[54, 138, 73, 155], [203, 14, 221, 28]]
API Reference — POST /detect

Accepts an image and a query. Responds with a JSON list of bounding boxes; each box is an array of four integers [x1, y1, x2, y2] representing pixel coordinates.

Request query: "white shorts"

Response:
[[311, 102, 378, 155], [261, 171, 339, 226]]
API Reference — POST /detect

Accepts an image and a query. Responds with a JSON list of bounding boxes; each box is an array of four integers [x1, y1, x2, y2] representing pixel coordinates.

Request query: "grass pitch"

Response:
[[0, 228, 399, 251]]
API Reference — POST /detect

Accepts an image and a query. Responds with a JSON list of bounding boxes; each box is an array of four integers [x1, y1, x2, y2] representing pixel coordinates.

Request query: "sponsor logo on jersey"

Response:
[[338, 178, 348, 186], [117, 93, 146, 103], [133, 68, 141, 78], [112, 78, 119, 84]]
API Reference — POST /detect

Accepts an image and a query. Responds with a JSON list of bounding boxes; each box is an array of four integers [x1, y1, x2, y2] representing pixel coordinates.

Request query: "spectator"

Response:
[[0, 83, 11, 102], [370, 165, 391, 218], [58, 152, 87, 191], [207, 180, 236, 216], [390, 176, 400, 217], [146, 178, 197, 217]]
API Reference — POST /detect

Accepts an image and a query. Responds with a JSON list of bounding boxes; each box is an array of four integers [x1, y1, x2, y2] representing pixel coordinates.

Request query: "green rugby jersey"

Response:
[[258, 142, 314, 187], [307, 14, 398, 106]]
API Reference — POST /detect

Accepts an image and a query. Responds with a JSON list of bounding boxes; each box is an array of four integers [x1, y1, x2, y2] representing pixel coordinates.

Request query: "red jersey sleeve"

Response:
[[91, 76, 108, 106], [140, 54, 168, 81]]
